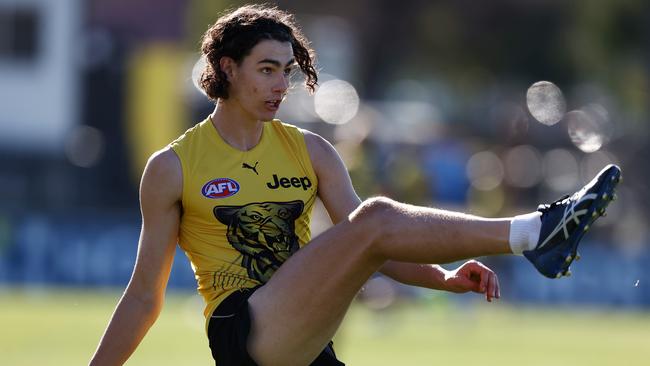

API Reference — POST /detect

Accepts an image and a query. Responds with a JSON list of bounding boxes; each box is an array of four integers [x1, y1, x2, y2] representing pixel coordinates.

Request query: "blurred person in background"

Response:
[[89, 4, 620, 366]]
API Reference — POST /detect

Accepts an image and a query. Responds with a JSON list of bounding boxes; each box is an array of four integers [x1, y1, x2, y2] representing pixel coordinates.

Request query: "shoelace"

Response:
[[538, 194, 570, 214]]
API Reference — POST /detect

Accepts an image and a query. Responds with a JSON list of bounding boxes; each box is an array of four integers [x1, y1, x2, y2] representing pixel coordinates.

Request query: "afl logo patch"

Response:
[[202, 178, 240, 199]]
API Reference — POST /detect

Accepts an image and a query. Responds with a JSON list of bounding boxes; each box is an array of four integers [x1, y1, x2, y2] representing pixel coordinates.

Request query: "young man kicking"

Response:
[[89, 5, 621, 366]]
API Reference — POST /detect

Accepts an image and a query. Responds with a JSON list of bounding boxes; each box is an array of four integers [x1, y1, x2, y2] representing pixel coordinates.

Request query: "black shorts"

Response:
[[207, 287, 345, 366]]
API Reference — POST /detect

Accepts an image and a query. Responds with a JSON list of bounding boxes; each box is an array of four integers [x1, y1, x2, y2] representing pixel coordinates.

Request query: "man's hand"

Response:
[[443, 260, 500, 302]]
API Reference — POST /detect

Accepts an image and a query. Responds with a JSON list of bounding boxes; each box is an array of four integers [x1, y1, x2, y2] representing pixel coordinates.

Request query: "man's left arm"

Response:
[[302, 130, 499, 301]]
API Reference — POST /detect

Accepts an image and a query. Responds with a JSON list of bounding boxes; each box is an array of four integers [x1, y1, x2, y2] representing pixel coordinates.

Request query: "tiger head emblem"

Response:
[[213, 200, 304, 283]]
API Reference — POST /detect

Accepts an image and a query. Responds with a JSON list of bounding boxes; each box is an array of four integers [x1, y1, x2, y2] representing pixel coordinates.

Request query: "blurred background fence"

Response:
[[1, 0, 649, 308]]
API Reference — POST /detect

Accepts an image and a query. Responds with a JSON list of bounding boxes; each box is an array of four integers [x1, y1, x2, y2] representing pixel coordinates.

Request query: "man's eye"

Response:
[[283, 68, 292, 76], [248, 214, 261, 220], [261, 68, 272, 74]]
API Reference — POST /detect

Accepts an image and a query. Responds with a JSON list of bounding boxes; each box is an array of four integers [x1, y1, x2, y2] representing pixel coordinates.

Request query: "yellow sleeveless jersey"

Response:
[[169, 118, 318, 322]]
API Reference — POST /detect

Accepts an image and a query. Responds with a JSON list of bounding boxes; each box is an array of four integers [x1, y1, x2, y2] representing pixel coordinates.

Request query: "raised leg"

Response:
[[247, 197, 511, 365]]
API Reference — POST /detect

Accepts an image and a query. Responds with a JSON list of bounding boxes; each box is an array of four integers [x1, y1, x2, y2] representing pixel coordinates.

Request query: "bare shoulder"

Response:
[[300, 128, 339, 167], [145, 147, 182, 177], [141, 147, 182, 204], [301, 128, 330, 148], [299, 128, 351, 183]]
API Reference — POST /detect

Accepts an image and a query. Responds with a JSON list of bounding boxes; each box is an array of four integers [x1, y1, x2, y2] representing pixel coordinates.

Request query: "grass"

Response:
[[1, 288, 649, 365]]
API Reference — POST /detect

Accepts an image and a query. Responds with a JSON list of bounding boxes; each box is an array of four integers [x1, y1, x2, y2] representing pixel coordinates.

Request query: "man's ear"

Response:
[[219, 56, 236, 80]]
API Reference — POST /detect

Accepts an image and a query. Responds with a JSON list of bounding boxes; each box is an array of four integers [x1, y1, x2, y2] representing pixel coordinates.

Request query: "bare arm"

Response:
[[302, 131, 443, 284], [303, 131, 499, 300], [89, 148, 182, 365]]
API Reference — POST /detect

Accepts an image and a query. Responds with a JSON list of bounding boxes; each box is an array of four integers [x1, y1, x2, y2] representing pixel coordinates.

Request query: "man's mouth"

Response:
[[265, 99, 281, 110]]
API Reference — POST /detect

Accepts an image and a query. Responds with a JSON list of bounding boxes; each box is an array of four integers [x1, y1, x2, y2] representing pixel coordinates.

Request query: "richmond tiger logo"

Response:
[[213, 200, 304, 283]]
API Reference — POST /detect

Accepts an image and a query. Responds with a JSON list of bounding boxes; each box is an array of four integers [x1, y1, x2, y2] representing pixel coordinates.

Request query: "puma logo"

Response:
[[242, 161, 259, 175]]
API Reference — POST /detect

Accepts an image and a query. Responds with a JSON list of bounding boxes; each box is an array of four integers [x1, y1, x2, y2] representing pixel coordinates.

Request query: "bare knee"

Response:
[[349, 196, 401, 237]]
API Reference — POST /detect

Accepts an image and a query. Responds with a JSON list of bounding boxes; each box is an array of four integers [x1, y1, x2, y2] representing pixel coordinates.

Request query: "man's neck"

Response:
[[210, 101, 264, 151]]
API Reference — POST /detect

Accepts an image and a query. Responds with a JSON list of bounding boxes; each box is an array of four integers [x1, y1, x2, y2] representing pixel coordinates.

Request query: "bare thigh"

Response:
[[247, 218, 383, 366]]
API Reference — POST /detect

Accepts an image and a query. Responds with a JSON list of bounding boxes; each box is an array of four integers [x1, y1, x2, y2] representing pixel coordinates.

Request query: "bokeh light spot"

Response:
[[359, 276, 397, 310], [466, 151, 504, 191], [64, 126, 105, 168], [566, 110, 604, 153], [191, 55, 208, 97], [542, 148, 579, 192], [526, 81, 566, 125], [504, 145, 542, 188], [314, 79, 360, 124]]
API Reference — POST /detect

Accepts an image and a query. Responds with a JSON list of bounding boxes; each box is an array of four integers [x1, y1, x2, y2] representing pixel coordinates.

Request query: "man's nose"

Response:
[[273, 74, 289, 93]]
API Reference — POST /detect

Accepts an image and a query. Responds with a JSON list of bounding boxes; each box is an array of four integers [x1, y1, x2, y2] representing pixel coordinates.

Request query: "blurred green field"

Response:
[[1, 288, 649, 366]]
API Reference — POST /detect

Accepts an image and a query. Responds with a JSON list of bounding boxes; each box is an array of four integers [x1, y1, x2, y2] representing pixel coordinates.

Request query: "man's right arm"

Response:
[[89, 148, 182, 365]]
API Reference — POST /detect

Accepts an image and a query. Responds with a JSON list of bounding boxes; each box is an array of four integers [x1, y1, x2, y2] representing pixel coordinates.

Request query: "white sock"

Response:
[[509, 211, 542, 255]]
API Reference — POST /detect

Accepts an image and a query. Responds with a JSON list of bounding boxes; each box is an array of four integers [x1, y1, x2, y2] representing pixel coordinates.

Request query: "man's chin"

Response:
[[260, 113, 278, 122]]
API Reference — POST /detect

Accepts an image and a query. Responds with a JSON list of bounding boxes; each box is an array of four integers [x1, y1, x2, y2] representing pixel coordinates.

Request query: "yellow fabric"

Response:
[[169, 118, 318, 325]]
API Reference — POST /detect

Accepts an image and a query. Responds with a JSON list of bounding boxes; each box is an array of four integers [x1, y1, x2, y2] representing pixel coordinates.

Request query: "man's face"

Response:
[[226, 39, 294, 122]]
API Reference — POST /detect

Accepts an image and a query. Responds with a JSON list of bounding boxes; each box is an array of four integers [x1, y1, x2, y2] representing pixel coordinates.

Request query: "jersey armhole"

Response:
[[296, 128, 319, 187], [168, 144, 187, 211]]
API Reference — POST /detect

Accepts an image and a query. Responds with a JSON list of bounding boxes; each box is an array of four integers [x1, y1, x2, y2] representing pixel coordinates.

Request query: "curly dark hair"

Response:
[[199, 4, 318, 101]]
